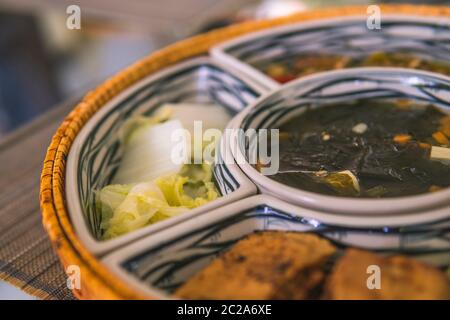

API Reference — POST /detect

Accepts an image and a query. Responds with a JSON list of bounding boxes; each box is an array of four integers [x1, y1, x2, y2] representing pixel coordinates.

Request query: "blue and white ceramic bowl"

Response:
[[102, 195, 450, 299], [230, 67, 450, 217], [66, 57, 266, 255], [211, 15, 450, 89]]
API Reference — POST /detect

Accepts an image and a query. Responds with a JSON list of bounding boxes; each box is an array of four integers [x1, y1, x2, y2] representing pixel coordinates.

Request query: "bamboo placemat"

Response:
[[0, 100, 77, 300], [39, 4, 450, 300]]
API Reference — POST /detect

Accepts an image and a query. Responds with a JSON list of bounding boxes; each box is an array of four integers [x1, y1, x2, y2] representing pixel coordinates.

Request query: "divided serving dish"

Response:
[[40, 5, 450, 299]]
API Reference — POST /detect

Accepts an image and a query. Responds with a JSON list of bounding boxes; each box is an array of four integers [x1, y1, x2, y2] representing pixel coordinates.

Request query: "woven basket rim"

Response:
[[39, 4, 450, 299]]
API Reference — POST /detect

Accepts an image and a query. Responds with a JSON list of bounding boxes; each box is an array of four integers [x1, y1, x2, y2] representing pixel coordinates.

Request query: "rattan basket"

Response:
[[40, 4, 450, 299]]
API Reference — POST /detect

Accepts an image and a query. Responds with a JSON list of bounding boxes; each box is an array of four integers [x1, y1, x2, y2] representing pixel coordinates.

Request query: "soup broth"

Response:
[[267, 101, 450, 198]]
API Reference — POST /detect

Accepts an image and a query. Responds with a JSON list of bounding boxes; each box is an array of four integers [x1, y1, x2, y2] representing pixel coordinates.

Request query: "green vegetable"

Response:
[[96, 184, 133, 230], [103, 182, 164, 239], [96, 103, 227, 240], [156, 164, 218, 208], [97, 164, 219, 240]]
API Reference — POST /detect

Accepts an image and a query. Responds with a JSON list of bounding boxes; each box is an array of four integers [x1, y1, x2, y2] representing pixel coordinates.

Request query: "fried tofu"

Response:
[[175, 231, 336, 300], [323, 249, 450, 300]]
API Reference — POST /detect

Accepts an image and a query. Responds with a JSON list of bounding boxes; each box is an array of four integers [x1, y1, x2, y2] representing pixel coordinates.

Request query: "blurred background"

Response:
[[0, 0, 446, 137]]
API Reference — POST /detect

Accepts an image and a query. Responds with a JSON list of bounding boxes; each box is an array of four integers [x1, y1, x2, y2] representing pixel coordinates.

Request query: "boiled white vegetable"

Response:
[[113, 119, 184, 184], [165, 103, 232, 134], [163, 103, 232, 163]]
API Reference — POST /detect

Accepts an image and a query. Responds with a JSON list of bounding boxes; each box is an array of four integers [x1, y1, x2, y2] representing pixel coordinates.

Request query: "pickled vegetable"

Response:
[[260, 52, 450, 84]]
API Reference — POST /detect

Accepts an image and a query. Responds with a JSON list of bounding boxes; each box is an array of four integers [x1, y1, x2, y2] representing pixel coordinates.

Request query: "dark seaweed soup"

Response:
[[268, 101, 450, 198]]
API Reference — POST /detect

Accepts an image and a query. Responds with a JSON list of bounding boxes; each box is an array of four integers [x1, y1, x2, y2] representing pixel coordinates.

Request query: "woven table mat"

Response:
[[0, 101, 76, 300]]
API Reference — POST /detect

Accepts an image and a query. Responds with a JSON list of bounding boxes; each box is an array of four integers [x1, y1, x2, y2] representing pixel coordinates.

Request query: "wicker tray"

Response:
[[40, 4, 450, 299]]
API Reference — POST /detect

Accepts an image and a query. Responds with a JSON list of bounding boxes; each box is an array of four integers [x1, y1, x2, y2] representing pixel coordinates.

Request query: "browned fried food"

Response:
[[175, 231, 336, 300], [323, 249, 450, 300]]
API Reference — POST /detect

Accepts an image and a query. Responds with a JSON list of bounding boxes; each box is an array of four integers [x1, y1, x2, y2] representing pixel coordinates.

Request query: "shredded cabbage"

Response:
[[96, 184, 133, 230], [97, 164, 219, 240], [99, 182, 188, 239], [156, 164, 218, 208], [96, 104, 224, 240]]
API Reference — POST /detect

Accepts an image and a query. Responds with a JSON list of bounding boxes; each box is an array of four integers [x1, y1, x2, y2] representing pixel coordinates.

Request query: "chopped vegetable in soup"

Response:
[[266, 101, 450, 198]]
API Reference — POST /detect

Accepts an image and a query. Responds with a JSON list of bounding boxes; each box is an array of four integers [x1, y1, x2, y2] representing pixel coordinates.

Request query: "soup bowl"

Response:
[[230, 67, 450, 216]]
